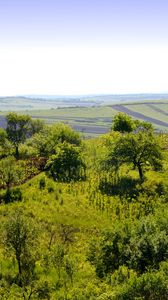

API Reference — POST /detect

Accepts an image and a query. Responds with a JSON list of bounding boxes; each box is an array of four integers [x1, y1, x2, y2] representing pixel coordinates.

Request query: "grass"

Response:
[[125, 103, 168, 123], [1, 133, 168, 298]]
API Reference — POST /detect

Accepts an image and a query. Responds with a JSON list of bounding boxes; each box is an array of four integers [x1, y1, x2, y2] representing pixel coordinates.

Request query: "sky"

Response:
[[0, 0, 168, 96]]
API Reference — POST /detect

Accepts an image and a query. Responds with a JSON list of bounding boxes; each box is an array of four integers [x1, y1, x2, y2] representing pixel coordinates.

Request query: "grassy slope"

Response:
[[125, 103, 168, 122], [0, 137, 168, 298]]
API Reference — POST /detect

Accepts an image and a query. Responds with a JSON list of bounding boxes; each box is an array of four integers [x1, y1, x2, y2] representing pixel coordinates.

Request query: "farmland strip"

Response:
[[146, 104, 168, 116], [112, 105, 168, 127], [72, 124, 109, 134]]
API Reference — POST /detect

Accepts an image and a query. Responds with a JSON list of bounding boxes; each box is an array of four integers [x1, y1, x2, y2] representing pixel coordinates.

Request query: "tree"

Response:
[[6, 113, 31, 158], [29, 123, 81, 158], [0, 156, 18, 189], [46, 142, 86, 182], [103, 130, 162, 181], [0, 128, 7, 145], [29, 118, 45, 135], [112, 113, 135, 133], [0, 128, 12, 158], [48, 123, 81, 146], [112, 113, 154, 134], [88, 218, 168, 279], [4, 211, 37, 287]]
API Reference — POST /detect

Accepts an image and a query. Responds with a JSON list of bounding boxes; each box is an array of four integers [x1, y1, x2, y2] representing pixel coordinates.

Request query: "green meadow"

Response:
[[0, 112, 168, 299]]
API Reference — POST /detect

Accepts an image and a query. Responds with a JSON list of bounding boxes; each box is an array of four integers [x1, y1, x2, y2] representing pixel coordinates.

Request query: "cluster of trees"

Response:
[[0, 113, 86, 193], [0, 111, 163, 190], [0, 111, 167, 299], [1, 209, 76, 299], [0, 111, 164, 207]]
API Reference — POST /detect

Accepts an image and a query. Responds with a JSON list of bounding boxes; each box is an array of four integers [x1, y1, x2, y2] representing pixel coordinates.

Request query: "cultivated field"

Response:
[[0, 97, 168, 135]]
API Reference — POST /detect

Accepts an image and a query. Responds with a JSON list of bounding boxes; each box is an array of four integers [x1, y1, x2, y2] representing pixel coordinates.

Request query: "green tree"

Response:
[[103, 130, 162, 181], [112, 113, 154, 134], [112, 113, 135, 133], [134, 119, 154, 132], [114, 268, 168, 300], [0, 128, 12, 158], [46, 142, 86, 182], [88, 219, 168, 279], [29, 118, 45, 135], [3, 211, 37, 287], [6, 113, 31, 158], [0, 128, 7, 145], [29, 123, 81, 158], [0, 156, 18, 189]]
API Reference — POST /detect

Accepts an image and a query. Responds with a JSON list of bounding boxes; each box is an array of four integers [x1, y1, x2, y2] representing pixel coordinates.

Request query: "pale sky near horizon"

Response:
[[0, 0, 168, 96]]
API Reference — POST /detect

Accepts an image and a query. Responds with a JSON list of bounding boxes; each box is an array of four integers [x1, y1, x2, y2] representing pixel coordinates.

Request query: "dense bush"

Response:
[[88, 217, 168, 277], [4, 188, 22, 204], [46, 142, 86, 182]]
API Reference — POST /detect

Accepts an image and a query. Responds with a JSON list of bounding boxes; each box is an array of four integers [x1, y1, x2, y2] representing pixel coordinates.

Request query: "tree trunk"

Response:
[[137, 164, 144, 181], [15, 145, 19, 159], [17, 255, 22, 286]]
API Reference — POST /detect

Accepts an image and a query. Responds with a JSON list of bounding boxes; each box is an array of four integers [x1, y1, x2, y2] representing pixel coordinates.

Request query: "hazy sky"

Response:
[[0, 0, 168, 95]]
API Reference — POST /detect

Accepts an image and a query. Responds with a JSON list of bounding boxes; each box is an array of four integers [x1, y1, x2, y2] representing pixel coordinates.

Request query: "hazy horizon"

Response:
[[0, 1, 168, 96]]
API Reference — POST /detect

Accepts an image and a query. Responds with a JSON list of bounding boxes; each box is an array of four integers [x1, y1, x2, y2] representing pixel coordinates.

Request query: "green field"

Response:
[[1, 98, 168, 135], [22, 100, 168, 134]]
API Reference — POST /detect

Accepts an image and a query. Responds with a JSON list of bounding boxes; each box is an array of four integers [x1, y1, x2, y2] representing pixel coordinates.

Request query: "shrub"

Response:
[[39, 177, 46, 190], [4, 188, 22, 204], [46, 142, 86, 182]]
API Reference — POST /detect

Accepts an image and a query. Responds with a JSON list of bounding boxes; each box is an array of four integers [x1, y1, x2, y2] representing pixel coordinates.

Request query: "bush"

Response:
[[114, 270, 168, 300], [88, 218, 168, 278], [4, 188, 22, 204], [46, 142, 86, 182], [39, 177, 46, 190]]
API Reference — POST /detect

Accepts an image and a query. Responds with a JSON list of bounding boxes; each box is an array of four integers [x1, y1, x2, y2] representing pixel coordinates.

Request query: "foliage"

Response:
[[4, 187, 22, 204], [0, 156, 19, 188], [0, 128, 12, 158], [28, 123, 81, 158], [102, 130, 163, 181], [6, 113, 32, 158], [114, 269, 168, 299], [112, 113, 135, 133], [46, 142, 86, 182], [0, 157, 40, 189], [3, 210, 38, 288], [88, 216, 168, 278], [39, 176, 46, 190], [0, 114, 168, 299], [29, 118, 45, 135]]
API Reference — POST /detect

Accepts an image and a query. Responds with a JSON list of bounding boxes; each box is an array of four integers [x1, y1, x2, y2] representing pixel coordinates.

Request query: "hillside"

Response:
[[0, 113, 168, 299]]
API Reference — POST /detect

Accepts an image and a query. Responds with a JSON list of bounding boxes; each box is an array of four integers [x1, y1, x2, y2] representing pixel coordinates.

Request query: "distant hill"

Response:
[[0, 94, 168, 111], [0, 95, 168, 135]]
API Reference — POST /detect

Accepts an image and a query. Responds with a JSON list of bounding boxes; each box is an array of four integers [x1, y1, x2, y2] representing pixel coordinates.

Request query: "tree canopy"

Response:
[[46, 142, 85, 182], [29, 123, 81, 158], [102, 130, 162, 181], [111, 113, 154, 134], [112, 113, 135, 133], [6, 113, 32, 158]]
